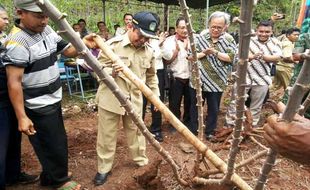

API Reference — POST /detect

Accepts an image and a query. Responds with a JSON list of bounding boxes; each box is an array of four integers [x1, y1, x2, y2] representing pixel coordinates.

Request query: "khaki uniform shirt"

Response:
[[277, 37, 295, 68], [96, 32, 159, 115]]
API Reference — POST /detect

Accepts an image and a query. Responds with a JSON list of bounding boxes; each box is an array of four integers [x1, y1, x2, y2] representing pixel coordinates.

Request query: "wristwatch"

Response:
[[214, 50, 219, 57]]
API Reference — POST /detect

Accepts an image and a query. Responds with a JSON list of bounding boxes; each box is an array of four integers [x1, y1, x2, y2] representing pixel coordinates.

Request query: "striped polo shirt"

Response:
[[247, 36, 282, 86], [3, 22, 69, 113], [195, 32, 237, 92]]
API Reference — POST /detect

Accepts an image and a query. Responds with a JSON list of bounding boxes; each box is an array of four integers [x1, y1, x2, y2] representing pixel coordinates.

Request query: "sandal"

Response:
[[57, 181, 81, 190]]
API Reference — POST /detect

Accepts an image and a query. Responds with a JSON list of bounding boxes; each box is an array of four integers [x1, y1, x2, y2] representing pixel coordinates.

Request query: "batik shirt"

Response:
[[195, 32, 237, 92], [246, 36, 282, 86]]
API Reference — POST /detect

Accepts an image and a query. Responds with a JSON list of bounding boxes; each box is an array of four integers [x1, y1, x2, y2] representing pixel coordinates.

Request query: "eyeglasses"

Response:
[[210, 26, 223, 31]]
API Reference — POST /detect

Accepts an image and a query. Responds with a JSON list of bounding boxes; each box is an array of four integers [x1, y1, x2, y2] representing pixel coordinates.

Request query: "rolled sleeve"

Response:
[[3, 39, 29, 67], [146, 56, 159, 97]]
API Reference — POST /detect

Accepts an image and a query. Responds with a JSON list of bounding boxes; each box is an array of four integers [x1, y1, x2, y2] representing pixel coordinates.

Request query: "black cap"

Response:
[[132, 11, 158, 39]]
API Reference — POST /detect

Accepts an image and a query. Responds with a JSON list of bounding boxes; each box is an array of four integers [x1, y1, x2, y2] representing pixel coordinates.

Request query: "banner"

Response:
[[297, 0, 310, 27]]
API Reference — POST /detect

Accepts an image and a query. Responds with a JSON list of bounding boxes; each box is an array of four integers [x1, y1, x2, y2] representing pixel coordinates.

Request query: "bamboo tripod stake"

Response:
[[178, 0, 255, 188], [177, 0, 205, 176], [224, 0, 254, 182]]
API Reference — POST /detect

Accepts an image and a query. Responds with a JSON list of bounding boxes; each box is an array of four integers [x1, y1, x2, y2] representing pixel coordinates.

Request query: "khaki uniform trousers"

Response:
[[97, 107, 148, 173], [273, 65, 293, 90], [226, 85, 269, 127]]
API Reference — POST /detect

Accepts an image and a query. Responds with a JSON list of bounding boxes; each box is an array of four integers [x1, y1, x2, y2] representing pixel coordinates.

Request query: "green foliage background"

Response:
[[1, 0, 301, 35]]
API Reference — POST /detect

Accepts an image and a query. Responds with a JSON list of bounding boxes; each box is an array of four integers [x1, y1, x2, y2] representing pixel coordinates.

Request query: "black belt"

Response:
[[175, 77, 189, 84]]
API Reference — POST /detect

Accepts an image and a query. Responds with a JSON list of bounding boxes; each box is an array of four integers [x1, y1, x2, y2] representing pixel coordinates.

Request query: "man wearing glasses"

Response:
[[193, 11, 237, 141]]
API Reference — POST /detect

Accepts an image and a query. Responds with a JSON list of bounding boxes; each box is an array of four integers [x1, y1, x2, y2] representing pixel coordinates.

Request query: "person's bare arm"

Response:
[[264, 114, 310, 164], [261, 54, 282, 63], [6, 65, 36, 136]]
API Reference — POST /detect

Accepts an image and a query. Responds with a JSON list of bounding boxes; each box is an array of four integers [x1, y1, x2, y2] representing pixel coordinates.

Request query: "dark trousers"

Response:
[[0, 105, 21, 189], [143, 69, 165, 133], [188, 87, 198, 135], [26, 105, 69, 187], [169, 77, 191, 124], [203, 91, 223, 135]]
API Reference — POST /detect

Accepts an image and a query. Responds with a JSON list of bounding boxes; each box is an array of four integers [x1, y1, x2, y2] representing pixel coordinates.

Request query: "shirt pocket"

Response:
[[139, 57, 151, 79], [140, 59, 151, 69], [120, 56, 131, 67]]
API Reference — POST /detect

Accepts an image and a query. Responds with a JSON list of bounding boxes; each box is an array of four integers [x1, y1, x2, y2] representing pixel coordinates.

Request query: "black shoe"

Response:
[[93, 172, 111, 186], [154, 132, 163, 142], [168, 125, 176, 133], [206, 134, 217, 143], [7, 172, 40, 185]]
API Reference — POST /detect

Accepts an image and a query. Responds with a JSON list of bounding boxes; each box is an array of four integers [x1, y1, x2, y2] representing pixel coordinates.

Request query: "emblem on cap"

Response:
[[149, 22, 157, 32]]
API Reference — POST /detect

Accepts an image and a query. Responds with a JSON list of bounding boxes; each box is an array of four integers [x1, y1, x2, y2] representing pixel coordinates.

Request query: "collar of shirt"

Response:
[[121, 32, 131, 47], [175, 33, 186, 42], [0, 32, 7, 44], [121, 31, 146, 50], [14, 19, 40, 36], [254, 36, 272, 44], [204, 32, 226, 45]]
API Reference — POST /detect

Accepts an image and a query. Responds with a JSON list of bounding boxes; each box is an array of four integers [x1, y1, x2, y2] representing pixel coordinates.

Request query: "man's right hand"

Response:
[[19, 117, 36, 136], [111, 62, 124, 78], [263, 114, 310, 164]]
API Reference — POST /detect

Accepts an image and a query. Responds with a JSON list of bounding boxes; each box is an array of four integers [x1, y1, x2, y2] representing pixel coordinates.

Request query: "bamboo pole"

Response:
[[177, 0, 205, 175], [254, 52, 310, 190], [34, 0, 188, 186], [223, 0, 255, 183]]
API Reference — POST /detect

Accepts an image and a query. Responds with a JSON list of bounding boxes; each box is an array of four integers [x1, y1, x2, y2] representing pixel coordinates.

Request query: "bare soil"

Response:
[[6, 92, 310, 190]]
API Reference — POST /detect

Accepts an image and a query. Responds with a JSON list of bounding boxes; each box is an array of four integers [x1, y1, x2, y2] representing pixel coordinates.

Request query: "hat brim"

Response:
[[139, 28, 159, 40], [19, 5, 42, 13]]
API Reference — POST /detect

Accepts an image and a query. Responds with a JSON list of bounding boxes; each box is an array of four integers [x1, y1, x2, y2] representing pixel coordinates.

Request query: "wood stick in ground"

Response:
[[93, 14, 253, 190], [249, 136, 268, 150], [254, 50, 310, 190], [34, 0, 188, 186], [202, 150, 268, 176], [223, 0, 255, 184], [298, 91, 310, 116], [177, 0, 205, 176]]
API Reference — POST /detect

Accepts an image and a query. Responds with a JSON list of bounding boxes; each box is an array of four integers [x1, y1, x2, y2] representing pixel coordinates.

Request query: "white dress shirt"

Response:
[[161, 35, 190, 79]]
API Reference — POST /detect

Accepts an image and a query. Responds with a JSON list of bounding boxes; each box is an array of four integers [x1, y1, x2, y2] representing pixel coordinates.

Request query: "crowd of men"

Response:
[[0, 0, 310, 190]]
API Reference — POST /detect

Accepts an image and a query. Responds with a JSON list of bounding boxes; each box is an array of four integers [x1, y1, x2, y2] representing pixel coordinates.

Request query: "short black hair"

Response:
[[176, 17, 186, 27], [78, 19, 86, 23], [168, 26, 175, 31], [256, 20, 273, 29], [123, 13, 133, 20], [286, 27, 300, 35], [97, 21, 106, 28]]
